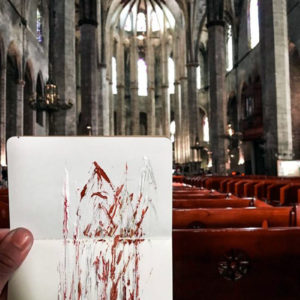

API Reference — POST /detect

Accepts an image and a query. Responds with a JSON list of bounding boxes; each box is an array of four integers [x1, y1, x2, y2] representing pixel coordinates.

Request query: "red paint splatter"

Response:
[[59, 162, 155, 300]]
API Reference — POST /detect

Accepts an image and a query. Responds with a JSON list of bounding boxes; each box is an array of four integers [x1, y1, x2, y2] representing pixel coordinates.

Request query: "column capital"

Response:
[[206, 20, 225, 28], [78, 19, 98, 26], [186, 62, 199, 68], [174, 81, 181, 85], [18, 79, 26, 86], [161, 84, 169, 89], [117, 84, 125, 89]]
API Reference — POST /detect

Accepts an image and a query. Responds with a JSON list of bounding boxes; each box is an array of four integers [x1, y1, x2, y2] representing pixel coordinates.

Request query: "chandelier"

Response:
[[29, 78, 72, 112]]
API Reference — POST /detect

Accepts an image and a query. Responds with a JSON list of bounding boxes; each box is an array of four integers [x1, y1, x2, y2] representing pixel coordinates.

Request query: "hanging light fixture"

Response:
[[29, 0, 72, 113], [29, 65, 73, 112]]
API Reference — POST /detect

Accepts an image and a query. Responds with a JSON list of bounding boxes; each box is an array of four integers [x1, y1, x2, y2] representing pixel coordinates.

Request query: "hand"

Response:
[[0, 228, 33, 299]]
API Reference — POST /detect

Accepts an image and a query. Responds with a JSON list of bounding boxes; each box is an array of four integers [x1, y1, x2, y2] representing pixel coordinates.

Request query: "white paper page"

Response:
[[7, 137, 172, 300]]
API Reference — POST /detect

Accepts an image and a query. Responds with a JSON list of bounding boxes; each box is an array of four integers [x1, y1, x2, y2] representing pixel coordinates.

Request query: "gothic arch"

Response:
[[289, 42, 300, 158], [6, 41, 22, 140], [36, 71, 44, 127], [24, 60, 35, 135]]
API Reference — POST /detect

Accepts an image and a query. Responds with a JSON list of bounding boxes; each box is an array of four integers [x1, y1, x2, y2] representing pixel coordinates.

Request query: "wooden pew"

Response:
[[0, 201, 9, 228], [267, 182, 290, 204], [280, 183, 300, 205], [173, 227, 300, 300], [173, 207, 300, 228], [173, 193, 237, 200], [173, 198, 270, 209]]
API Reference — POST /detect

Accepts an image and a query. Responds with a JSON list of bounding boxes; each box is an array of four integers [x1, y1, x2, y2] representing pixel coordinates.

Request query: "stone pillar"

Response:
[[130, 38, 139, 135], [53, 0, 76, 135], [146, 39, 155, 136], [207, 20, 227, 175], [16, 80, 24, 136], [116, 40, 126, 135], [99, 64, 109, 136], [78, 0, 98, 135], [107, 81, 114, 135], [259, 0, 293, 175], [174, 81, 181, 162], [180, 76, 190, 163], [0, 65, 6, 165], [186, 63, 199, 162], [161, 36, 170, 137]]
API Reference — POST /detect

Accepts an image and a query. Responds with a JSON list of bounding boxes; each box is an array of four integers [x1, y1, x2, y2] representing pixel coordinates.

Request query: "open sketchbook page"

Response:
[[7, 137, 172, 300]]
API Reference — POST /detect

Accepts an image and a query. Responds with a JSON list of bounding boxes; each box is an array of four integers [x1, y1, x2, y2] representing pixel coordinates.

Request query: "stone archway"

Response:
[[289, 42, 300, 159], [6, 43, 21, 140], [24, 61, 35, 135]]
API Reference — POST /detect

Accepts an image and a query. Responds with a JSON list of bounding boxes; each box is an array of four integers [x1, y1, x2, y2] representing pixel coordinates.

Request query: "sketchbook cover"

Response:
[[7, 137, 172, 300]]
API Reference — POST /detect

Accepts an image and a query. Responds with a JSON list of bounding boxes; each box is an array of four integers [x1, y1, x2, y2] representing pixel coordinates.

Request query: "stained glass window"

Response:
[[37, 8, 43, 43]]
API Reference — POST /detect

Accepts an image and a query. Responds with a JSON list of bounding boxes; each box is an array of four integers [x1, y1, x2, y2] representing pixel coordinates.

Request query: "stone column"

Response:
[[207, 20, 227, 175], [161, 35, 170, 137], [16, 80, 25, 136], [116, 40, 126, 135], [180, 76, 189, 163], [108, 81, 114, 135], [146, 39, 155, 136], [130, 38, 139, 135], [99, 64, 109, 136], [186, 62, 199, 162], [0, 65, 6, 165], [259, 0, 293, 175], [78, 0, 98, 135], [53, 0, 76, 135], [174, 81, 181, 162]]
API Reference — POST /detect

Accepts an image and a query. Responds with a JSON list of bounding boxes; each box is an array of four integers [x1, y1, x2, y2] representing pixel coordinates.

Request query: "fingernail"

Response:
[[10, 229, 33, 250]]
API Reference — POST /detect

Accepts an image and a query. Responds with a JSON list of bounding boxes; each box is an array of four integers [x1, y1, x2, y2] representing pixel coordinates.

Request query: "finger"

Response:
[[0, 230, 10, 241], [0, 284, 7, 300], [0, 228, 33, 294]]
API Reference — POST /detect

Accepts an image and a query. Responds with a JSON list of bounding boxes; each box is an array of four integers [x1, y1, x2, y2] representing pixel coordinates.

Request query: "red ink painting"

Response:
[[58, 160, 157, 300]]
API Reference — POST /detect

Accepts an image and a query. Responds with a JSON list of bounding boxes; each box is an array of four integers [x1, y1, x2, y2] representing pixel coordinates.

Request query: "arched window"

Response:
[[138, 58, 148, 96], [137, 12, 146, 32], [151, 12, 160, 32], [170, 120, 176, 143], [124, 14, 132, 31], [36, 1, 43, 43], [168, 57, 175, 94], [197, 66, 201, 89], [112, 57, 117, 94], [203, 116, 209, 142], [249, 0, 260, 49], [226, 24, 233, 71]]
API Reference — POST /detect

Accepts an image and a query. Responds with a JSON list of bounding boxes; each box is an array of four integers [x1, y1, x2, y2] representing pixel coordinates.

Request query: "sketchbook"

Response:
[[7, 137, 172, 300]]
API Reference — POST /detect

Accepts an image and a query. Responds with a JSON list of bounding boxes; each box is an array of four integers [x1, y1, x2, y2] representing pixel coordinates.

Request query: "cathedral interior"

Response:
[[0, 0, 299, 175], [1, 1, 300, 299]]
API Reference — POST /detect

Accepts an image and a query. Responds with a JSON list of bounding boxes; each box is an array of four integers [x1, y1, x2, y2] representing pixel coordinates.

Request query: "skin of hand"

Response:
[[0, 228, 33, 299]]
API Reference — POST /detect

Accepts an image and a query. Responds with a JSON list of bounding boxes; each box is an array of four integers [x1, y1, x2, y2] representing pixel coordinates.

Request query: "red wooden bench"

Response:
[[0, 201, 9, 228], [173, 198, 270, 209], [280, 183, 300, 205], [173, 227, 300, 300], [173, 206, 300, 228]]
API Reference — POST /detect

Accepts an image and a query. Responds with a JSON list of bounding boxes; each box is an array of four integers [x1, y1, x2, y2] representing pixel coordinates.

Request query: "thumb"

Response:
[[0, 228, 33, 295]]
